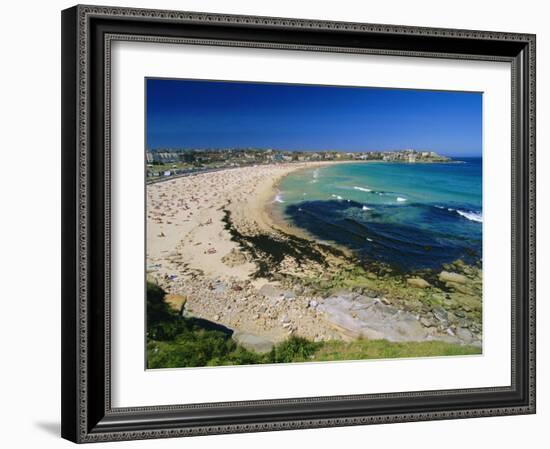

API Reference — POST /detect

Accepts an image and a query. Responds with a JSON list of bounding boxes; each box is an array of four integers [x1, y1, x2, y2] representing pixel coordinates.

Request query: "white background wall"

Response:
[[0, 0, 546, 447]]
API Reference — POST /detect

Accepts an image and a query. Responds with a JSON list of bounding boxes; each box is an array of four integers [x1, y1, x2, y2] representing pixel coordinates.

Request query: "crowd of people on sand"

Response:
[[146, 163, 341, 343]]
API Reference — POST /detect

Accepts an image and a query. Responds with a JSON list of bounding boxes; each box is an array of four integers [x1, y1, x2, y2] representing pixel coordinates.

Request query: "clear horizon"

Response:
[[146, 79, 483, 157]]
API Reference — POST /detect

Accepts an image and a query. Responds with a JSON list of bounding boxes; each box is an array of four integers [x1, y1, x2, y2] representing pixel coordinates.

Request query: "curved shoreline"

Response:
[[264, 169, 357, 257], [259, 160, 375, 254]]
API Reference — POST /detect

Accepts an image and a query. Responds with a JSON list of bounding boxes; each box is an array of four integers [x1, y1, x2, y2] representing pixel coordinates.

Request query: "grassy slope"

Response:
[[313, 338, 480, 362], [146, 282, 480, 369], [148, 336, 480, 369]]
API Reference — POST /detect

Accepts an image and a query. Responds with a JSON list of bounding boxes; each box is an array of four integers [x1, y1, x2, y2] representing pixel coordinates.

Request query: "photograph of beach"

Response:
[[145, 79, 483, 369]]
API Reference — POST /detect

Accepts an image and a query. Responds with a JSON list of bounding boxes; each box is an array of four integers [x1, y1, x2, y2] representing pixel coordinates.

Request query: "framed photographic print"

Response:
[[61, 4, 536, 443]]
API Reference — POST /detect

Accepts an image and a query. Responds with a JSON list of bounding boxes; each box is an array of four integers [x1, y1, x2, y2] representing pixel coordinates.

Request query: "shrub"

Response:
[[268, 337, 321, 363], [147, 282, 178, 339]]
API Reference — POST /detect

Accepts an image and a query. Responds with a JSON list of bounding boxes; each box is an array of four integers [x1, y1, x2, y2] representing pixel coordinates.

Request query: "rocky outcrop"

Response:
[[407, 277, 430, 289], [164, 294, 187, 314], [317, 293, 467, 344], [232, 331, 274, 353], [439, 271, 468, 284], [317, 292, 481, 346]]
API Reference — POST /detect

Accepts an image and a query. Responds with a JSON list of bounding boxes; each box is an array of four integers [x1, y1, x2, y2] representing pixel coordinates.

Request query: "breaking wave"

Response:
[[456, 210, 483, 223]]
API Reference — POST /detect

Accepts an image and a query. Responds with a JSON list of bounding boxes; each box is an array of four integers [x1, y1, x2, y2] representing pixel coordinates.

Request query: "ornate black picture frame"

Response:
[[61, 4, 536, 443]]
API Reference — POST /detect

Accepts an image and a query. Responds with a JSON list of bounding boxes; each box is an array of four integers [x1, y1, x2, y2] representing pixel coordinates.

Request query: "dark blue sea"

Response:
[[274, 158, 482, 271]]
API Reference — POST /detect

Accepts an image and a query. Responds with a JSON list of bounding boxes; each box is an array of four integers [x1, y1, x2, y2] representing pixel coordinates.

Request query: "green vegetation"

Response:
[[314, 337, 480, 361], [146, 282, 481, 369]]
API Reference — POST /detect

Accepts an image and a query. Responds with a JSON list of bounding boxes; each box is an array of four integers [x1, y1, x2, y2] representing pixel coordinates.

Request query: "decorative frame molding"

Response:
[[61, 4, 536, 443]]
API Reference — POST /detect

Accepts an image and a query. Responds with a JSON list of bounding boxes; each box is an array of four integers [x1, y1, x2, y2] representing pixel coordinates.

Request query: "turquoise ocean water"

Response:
[[275, 158, 482, 271]]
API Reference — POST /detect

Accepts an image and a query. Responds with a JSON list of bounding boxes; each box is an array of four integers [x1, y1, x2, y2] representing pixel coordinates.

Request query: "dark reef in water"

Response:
[[284, 199, 482, 272], [222, 209, 348, 279]]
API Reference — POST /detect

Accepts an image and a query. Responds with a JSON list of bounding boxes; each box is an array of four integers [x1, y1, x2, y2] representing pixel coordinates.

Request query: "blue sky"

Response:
[[146, 78, 482, 157]]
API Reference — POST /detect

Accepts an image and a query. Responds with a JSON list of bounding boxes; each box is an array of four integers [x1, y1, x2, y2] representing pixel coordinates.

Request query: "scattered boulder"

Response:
[[420, 316, 436, 327], [439, 271, 468, 284], [259, 284, 295, 301], [407, 277, 430, 289], [455, 327, 474, 343], [164, 294, 187, 314], [360, 287, 381, 298], [445, 281, 474, 295], [446, 312, 458, 325], [232, 332, 274, 354], [432, 307, 449, 323]]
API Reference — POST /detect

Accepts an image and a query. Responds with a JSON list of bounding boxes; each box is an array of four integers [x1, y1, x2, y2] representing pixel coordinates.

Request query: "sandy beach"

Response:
[[147, 162, 330, 278]]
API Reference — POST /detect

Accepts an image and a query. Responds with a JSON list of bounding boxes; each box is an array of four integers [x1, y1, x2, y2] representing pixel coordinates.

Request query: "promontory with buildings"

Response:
[[146, 148, 450, 181]]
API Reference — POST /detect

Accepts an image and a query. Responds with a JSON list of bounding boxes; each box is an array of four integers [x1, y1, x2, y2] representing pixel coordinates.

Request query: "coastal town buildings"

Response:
[[145, 148, 450, 180]]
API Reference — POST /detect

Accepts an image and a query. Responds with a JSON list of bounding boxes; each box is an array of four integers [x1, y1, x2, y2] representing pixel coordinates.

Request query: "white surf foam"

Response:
[[396, 197, 407, 202], [456, 210, 483, 223], [353, 186, 372, 193], [273, 193, 285, 203]]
